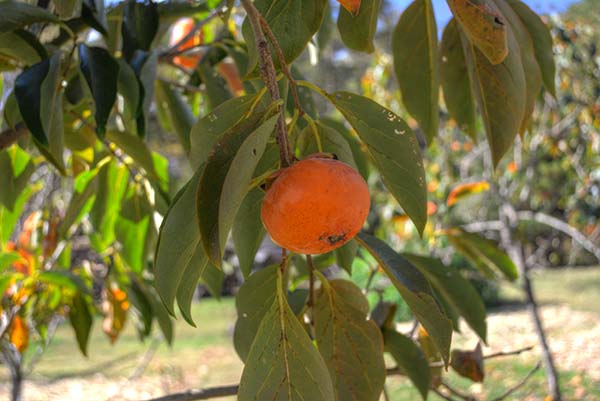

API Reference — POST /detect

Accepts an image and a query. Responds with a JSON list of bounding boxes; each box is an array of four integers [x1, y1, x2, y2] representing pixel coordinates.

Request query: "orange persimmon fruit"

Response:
[[169, 18, 203, 69], [261, 157, 370, 254]]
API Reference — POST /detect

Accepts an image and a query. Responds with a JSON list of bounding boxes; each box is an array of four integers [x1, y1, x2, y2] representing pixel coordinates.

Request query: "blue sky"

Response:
[[393, 0, 580, 27]]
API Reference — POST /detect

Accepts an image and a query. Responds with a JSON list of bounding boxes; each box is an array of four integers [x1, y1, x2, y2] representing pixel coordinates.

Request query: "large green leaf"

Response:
[[238, 270, 335, 401], [197, 63, 232, 110], [69, 293, 93, 356], [121, 0, 159, 61], [446, 228, 519, 281], [155, 80, 194, 153], [0, 145, 35, 211], [356, 233, 452, 364], [461, 24, 526, 166], [58, 170, 99, 238], [507, 0, 555, 97], [328, 92, 427, 234], [189, 95, 258, 170], [145, 284, 174, 344], [54, 0, 82, 20], [298, 121, 357, 170], [0, 29, 47, 66], [392, 0, 439, 143], [495, 0, 542, 134], [446, 0, 508, 65], [335, 239, 358, 274], [0, 2, 59, 33], [0, 184, 39, 244], [196, 112, 278, 266], [233, 264, 278, 361], [314, 279, 385, 401], [440, 19, 477, 138], [232, 188, 265, 279], [79, 44, 120, 137], [242, 0, 328, 71], [404, 253, 487, 342], [115, 188, 152, 272], [337, 0, 382, 53], [383, 330, 430, 401]]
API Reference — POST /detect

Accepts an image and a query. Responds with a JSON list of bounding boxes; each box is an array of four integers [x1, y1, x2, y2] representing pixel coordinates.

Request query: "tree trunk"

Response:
[[1, 347, 23, 401], [499, 204, 562, 401]]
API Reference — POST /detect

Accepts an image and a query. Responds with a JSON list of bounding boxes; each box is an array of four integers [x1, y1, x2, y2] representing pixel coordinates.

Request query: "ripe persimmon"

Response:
[[261, 157, 370, 254], [169, 18, 203, 69]]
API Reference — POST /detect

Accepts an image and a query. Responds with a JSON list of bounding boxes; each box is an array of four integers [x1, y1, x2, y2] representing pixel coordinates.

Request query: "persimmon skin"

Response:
[[261, 158, 370, 255], [169, 18, 203, 69]]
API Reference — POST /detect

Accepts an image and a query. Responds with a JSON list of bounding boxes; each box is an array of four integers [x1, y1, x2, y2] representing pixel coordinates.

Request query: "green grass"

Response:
[[499, 267, 600, 313]]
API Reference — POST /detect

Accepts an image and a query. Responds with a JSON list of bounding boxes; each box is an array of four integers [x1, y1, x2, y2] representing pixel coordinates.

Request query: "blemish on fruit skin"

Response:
[[320, 232, 347, 245]]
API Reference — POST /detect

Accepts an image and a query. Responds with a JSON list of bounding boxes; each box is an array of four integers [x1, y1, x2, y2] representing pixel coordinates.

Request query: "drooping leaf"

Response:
[[189, 95, 258, 170], [0, 29, 47, 66], [69, 293, 93, 356], [495, 0, 542, 135], [155, 79, 194, 153], [79, 44, 120, 137], [121, 0, 159, 61], [392, 0, 439, 143], [447, 181, 490, 207], [0, 145, 35, 211], [298, 121, 358, 170], [242, 0, 328, 71], [127, 276, 154, 339], [0, 2, 59, 33], [356, 232, 452, 364], [54, 0, 82, 20], [58, 171, 98, 238], [0, 184, 39, 244], [335, 239, 358, 274], [404, 254, 487, 342], [507, 0, 556, 96], [232, 188, 265, 279], [461, 24, 526, 166], [337, 0, 382, 53], [328, 92, 427, 234], [384, 330, 430, 400], [445, 228, 519, 281], [446, 0, 508, 64], [198, 63, 233, 110], [233, 264, 278, 361], [197, 111, 278, 266], [440, 19, 477, 138], [115, 188, 152, 272], [451, 343, 485, 383], [145, 284, 174, 344], [238, 270, 335, 401], [117, 59, 141, 135], [314, 279, 386, 401]]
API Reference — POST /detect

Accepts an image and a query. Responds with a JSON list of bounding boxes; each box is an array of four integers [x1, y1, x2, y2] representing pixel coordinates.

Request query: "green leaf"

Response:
[[58, 171, 98, 238], [314, 279, 386, 401], [54, 0, 82, 20], [507, 0, 555, 97], [0, 252, 22, 272], [461, 20, 526, 166], [337, 0, 382, 53], [404, 253, 487, 342], [298, 121, 358, 170], [0, 184, 39, 244], [154, 80, 194, 153], [384, 330, 430, 400], [232, 188, 265, 279], [440, 19, 477, 138], [495, 0, 542, 135], [328, 92, 427, 234], [233, 264, 278, 361], [356, 232, 452, 364], [446, 228, 519, 281], [446, 0, 508, 65], [79, 44, 120, 137], [392, 0, 439, 143], [238, 270, 335, 401], [117, 59, 141, 135], [198, 63, 233, 110], [0, 2, 59, 33], [121, 0, 159, 61], [0, 145, 35, 211], [115, 189, 152, 272], [197, 111, 278, 266], [189, 95, 258, 170], [128, 276, 154, 339], [242, 0, 328, 72], [334, 239, 357, 274], [145, 284, 174, 344], [0, 29, 47, 66], [69, 293, 93, 356]]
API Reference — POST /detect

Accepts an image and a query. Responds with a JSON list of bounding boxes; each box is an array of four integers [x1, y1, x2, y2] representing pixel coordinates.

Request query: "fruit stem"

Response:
[[240, 0, 292, 168]]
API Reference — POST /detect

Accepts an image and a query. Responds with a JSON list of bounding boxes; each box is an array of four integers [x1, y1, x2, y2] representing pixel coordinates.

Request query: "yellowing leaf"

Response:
[[102, 288, 129, 343], [447, 181, 490, 206], [9, 315, 29, 353], [447, 0, 508, 64], [337, 0, 361, 16]]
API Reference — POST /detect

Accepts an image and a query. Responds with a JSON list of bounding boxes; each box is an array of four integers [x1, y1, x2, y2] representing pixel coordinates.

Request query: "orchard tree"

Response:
[[0, 0, 565, 401]]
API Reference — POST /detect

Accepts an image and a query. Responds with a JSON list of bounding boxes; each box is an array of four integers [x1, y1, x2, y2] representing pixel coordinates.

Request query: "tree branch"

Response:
[[240, 0, 291, 167], [143, 385, 239, 401], [483, 345, 535, 360], [489, 362, 542, 401], [0, 123, 28, 151]]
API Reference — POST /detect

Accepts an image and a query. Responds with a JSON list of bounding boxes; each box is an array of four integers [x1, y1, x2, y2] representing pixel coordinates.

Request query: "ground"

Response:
[[1, 267, 599, 401]]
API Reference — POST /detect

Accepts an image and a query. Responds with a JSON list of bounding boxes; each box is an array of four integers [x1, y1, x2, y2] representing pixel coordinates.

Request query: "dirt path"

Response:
[[2, 305, 599, 401]]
